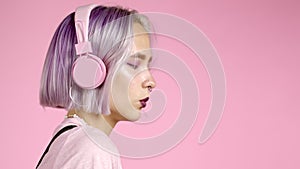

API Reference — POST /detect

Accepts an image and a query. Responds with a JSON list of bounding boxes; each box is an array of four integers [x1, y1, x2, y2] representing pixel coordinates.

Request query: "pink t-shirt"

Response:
[[38, 116, 123, 169]]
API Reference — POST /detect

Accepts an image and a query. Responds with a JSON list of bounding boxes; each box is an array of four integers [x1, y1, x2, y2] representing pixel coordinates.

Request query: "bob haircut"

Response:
[[39, 5, 152, 114]]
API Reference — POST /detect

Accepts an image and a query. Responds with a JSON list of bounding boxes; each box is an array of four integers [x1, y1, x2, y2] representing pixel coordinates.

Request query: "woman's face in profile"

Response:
[[109, 22, 156, 121]]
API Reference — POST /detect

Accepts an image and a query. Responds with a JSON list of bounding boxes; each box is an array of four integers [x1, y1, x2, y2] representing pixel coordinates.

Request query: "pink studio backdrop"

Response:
[[1, 0, 299, 168]]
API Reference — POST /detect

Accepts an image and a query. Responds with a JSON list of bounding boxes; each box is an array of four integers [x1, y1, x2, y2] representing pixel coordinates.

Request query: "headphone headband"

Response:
[[72, 4, 107, 89], [74, 4, 98, 55]]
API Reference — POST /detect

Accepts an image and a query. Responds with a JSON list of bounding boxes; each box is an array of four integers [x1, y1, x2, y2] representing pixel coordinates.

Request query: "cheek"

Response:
[[129, 73, 147, 98], [113, 68, 132, 90], [128, 77, 140, 96], [110, 69, 131, 105], [113, 66, 145, 99]]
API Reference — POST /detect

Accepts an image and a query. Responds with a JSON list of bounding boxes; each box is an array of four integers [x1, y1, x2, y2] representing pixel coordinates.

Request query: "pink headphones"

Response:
[[72, 4, 106, 89]]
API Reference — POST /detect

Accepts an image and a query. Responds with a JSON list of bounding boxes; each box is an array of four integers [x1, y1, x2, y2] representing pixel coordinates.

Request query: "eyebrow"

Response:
[[131, 52, 152, 63]]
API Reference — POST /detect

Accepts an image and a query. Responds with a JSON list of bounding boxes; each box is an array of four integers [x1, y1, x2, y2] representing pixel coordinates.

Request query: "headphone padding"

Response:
[[72, 54, 106, 89]]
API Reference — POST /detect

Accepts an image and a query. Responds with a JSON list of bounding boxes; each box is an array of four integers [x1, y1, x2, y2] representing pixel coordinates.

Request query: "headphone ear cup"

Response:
[[72, 54, 106, 89]]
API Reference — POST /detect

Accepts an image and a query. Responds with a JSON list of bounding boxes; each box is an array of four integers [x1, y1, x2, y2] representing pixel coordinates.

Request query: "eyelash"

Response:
[[127, 62, 139, 69]]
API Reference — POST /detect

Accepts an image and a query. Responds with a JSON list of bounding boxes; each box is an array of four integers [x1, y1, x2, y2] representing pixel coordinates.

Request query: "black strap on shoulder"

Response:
[[36, 125, 77, 169]]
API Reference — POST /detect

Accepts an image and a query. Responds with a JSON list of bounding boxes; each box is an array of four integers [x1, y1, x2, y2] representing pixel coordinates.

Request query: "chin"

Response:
[[122, 109, 141, 122]]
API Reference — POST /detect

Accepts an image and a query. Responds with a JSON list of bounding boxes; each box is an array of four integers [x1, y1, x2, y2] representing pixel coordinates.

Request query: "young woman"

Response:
[[37, 4, 155, 169]]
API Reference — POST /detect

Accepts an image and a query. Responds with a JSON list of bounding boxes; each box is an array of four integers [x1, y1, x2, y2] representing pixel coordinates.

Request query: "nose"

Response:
[[142, 70, 156, 91]]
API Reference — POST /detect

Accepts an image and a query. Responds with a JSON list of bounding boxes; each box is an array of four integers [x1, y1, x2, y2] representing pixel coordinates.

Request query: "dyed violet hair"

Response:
[[39, 5, 151, 114]]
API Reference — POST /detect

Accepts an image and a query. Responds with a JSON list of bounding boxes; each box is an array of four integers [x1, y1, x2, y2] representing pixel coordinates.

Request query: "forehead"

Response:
[[132, 23, 151, 55]]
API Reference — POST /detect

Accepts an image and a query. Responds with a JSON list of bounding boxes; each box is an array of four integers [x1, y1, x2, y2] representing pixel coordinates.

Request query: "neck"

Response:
[[67, 109, 118, 136]]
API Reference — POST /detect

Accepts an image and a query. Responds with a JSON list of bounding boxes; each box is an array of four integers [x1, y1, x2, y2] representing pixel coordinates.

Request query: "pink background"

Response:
[[1, 0, 299, 168]]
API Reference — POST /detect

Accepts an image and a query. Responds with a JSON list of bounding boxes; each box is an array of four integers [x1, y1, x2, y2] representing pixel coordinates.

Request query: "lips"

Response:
[[139, 97, 149, 108]]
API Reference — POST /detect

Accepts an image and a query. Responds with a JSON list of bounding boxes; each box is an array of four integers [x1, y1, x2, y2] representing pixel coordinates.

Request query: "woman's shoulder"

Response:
[[57, 117, 120, 156], [68, 124, 119, 156], [51, 119, 122, 168]]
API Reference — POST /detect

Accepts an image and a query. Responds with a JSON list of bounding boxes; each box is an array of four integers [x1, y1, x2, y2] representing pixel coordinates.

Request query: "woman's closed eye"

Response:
[[127, 60, 141, 69]]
